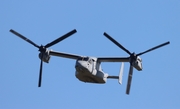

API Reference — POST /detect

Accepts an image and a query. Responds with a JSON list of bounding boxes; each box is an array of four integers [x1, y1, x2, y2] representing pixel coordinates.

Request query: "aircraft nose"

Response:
[[75, 61, 88, 73], [75, 61, 87, 69]]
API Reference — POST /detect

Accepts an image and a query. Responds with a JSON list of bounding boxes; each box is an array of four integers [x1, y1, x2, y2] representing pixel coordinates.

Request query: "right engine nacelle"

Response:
[[38, 50, 51, 63], [132, 56, 143, 71]]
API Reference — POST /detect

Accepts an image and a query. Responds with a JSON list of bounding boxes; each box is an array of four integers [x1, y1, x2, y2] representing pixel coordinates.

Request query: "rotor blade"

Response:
[[45, 29, 77, 48], [9, 29, 40, 48], [137, 41, 170, 56], [38, 56, 43, 87], [103, 32, 131, 55], [126, 65, 133, 95]]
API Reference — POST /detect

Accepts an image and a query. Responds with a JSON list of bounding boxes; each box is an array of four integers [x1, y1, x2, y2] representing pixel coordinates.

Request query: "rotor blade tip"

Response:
[[74, 29, 77, 32], [103, 32, 107, 35], [9, 29, 13, 32], [72, 29, 77, 33]]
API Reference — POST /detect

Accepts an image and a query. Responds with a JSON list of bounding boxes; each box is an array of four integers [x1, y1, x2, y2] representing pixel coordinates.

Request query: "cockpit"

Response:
[[77, 57, 95, 64], [77, 57, 89, 61]]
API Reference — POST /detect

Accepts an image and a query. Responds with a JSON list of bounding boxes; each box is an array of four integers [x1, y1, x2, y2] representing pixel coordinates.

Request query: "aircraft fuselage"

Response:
[[75, 57, 108, 83]]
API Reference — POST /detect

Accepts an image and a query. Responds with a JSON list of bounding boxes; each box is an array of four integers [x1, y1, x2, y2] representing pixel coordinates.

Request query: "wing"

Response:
[[97, 57, 130, 62], [49, 50, 82, 60]]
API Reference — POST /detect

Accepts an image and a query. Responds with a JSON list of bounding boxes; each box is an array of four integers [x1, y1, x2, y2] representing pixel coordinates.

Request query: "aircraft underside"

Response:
[[75, 67, 106, 83]]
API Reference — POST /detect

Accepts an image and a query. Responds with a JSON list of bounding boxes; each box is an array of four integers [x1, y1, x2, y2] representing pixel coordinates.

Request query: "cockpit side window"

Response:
[[84, 57, 89, 61], [77, 57, 82, 60]]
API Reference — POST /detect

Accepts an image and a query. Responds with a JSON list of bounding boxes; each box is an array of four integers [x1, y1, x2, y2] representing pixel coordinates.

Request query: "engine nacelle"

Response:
[[38, 50, 51, 63], [132, 56, 143, 71]]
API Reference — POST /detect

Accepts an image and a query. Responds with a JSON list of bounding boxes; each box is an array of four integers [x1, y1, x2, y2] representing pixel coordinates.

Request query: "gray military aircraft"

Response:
[[9, 29, 170, 95]]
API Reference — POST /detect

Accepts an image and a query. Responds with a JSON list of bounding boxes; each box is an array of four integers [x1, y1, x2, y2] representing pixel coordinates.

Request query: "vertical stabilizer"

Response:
[[119, 62, 124, 84]]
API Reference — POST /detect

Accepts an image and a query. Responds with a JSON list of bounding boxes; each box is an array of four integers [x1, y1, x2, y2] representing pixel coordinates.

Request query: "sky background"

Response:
[[1, 0, 180, 109]]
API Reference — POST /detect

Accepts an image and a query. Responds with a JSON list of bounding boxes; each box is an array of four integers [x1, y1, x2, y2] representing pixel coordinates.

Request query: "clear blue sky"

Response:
[[1, 0, 180, 109]]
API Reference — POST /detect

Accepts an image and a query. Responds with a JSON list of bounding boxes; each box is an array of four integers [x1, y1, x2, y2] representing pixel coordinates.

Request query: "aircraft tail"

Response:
[[107, 62, 124, 84]]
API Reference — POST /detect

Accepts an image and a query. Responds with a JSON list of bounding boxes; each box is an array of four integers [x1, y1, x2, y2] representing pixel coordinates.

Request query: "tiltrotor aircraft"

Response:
[[9, 29, 170, 95]]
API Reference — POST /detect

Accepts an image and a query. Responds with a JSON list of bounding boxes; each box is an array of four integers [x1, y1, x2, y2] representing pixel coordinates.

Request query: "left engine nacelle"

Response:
[[38, 50, 51, 63]]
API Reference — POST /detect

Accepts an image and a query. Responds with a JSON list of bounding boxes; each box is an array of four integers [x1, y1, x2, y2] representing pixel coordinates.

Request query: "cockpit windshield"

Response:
[[78, 57, 89, 61]]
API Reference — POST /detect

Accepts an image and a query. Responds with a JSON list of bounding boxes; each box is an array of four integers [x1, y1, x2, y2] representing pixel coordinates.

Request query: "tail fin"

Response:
[[118, 62, 124, 84]]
